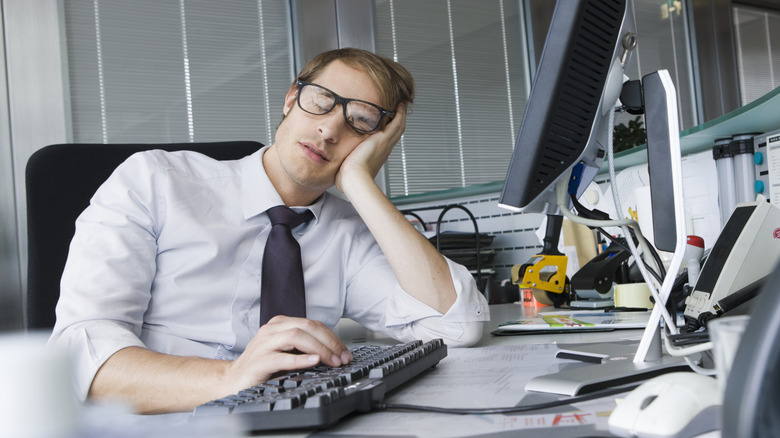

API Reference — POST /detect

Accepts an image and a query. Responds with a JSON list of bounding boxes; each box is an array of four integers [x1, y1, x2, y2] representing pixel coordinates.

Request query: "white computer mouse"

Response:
[[608, 372, 722, 438]]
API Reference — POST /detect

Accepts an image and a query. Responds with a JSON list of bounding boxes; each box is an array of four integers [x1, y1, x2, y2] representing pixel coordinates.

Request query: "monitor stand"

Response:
[[526, 335, 690, 396], [526, 70, 689, 397]]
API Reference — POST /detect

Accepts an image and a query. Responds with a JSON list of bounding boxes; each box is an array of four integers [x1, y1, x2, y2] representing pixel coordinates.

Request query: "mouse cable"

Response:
[[569, 193, 665, 284], [374, 383, 640, 415]]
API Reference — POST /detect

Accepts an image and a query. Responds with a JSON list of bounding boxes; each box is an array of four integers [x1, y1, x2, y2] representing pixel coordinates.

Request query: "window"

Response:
[[63, 0, 698, 199], [64, 0, 293, 145], [373, 0, 697, 199], [628, 0, 696, 130], [733, 4, 780, 106], [374, 0, 529, 198]]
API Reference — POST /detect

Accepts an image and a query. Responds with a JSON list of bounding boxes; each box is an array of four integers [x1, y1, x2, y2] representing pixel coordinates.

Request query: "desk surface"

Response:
[[335, 302, 646, 348], [323, 303, 651, 438], [77, 303, 669, 437]]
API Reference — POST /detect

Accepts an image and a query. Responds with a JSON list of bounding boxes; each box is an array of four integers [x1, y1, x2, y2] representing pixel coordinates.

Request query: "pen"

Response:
[[604, 306, 649, 312]]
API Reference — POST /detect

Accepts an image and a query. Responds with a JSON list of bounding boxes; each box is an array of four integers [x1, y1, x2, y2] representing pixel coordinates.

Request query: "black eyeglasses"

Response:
[[295, 80, 394, 133]]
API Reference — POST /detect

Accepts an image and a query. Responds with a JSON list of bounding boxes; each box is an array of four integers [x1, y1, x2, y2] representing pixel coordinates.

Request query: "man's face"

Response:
[[269, 60, 383, 199]]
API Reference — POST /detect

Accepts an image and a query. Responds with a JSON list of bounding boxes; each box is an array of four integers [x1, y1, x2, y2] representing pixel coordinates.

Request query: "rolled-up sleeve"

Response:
[[48, 153, 162, 401], [50, 322, 147, 401], [344, 229, 490, 348], [383, 257, 490, 347]]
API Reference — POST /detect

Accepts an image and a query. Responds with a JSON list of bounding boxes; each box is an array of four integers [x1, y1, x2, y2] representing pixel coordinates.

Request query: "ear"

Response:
[[282, 86, 297, 116]]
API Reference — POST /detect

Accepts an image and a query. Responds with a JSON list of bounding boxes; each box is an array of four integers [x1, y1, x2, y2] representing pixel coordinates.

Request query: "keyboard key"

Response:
[[192, 339, 447, 432], [303, 392, 330, 408], [233, 400, 274, 413], [273, 394, 303, 410]]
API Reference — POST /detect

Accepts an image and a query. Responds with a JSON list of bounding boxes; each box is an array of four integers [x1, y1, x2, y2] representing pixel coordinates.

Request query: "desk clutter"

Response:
[[425, 230, 495, 273], [402, 204, 498, 295]]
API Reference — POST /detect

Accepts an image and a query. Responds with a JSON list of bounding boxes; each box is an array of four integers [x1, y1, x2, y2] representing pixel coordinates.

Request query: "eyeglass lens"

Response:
[[298, 83, 383, 132]]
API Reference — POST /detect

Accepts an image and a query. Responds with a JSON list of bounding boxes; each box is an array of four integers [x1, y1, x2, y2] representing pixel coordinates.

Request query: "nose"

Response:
[[317, 105, 348, 142]]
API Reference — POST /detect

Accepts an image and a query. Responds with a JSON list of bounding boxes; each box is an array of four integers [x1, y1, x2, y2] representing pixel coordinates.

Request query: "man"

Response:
[[50, 48, 489, 414]]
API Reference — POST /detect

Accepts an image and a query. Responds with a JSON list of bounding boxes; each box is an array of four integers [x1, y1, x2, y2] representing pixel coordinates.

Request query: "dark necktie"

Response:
[[260, 206, 314, 326]]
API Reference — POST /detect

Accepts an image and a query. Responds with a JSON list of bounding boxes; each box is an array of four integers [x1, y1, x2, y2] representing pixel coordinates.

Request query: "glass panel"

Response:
[[374, 0, 697, 198], [374, 0, 528, 198], [64, 0, 294, 146], [733, 5, 780, 106], [628, 0, 697, 131]]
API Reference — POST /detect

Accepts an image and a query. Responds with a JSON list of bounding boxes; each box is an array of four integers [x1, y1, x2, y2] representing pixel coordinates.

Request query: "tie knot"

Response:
[[266, 205, 313, 229]]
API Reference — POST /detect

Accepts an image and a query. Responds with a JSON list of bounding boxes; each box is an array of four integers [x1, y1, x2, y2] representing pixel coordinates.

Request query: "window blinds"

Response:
[[374, 0, 529, 198], [374, 0, 697, 199], [733, 5, 780, 107], [64, 0, 293, 146]]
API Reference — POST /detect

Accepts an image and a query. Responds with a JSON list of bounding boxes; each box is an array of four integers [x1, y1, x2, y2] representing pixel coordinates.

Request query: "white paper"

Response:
[[601, 153, 721, 251], [326, 344, 619, 437], [612, 165, 650, 222]]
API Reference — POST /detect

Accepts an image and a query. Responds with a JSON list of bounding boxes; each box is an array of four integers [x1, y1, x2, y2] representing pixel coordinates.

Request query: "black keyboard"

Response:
[[190, 339, 447, 432]]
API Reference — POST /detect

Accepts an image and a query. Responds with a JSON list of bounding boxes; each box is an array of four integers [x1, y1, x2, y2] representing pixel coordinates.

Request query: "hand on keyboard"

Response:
[[223, 316, 353, 395], [192, 339, 447, 432]]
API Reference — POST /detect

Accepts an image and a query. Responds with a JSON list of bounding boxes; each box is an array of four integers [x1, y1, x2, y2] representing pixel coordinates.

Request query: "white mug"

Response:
[[708, 315, 751, 393], [0, 332, 80, 438]]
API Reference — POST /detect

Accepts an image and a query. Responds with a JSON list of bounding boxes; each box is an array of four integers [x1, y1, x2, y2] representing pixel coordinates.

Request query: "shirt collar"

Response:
[[240, 146, 325, 225]]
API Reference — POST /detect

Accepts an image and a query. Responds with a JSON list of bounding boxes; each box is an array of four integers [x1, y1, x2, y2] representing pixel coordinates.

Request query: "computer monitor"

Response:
[[500, 0, 691, 396], [498, 0, 634, 215], [722, 259, 780, 437]]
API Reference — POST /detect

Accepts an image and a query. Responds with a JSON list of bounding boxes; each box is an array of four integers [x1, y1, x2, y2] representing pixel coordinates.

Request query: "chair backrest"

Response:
[[25, 141, 263, 330]]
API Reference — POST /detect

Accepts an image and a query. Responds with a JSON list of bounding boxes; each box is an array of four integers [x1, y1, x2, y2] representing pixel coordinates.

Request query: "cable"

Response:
[[375, 383, 639, 415], [684, 356, 717, 376], [554, 176, 677, 333], [660, 325, 716, 376], [605, 109, 678, 336], [569, 192, 666, 284], [662, 329, 717, 375], [555, 108, 681, 338], [663, 334, 713, 357], [592, 224, 663, 285]]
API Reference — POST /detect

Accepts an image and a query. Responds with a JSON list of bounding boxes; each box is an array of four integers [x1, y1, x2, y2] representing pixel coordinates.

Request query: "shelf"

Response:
[[391, 86, 780, 206], [605, 85, 780, 173]]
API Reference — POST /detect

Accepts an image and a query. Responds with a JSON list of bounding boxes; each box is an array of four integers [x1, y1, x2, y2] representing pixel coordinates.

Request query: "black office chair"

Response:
[[25, 141, 263, 330]]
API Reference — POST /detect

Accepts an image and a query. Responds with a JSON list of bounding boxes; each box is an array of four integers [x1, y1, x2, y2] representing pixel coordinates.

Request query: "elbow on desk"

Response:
[[444, 321, 485, 348]]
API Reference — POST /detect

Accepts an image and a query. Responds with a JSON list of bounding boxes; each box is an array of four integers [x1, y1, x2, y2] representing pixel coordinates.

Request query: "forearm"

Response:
[[341, 171, 457, 314], [87, 317, 352, 414], [89, 346, 231, 414]]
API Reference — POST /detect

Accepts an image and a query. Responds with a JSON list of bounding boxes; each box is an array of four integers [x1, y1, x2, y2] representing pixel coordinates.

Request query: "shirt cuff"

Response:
[[49, 321, 146, 402], [384, 257, 490, 346]]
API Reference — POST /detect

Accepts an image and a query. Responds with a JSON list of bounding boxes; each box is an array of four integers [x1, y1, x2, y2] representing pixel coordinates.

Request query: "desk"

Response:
[[76, 304, 662, 437], [324, 303, 649, 438], [334, 302, 646, 348]]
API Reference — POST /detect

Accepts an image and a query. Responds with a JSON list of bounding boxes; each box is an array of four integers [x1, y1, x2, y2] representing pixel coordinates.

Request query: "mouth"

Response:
[[301, 143, 330, 162]]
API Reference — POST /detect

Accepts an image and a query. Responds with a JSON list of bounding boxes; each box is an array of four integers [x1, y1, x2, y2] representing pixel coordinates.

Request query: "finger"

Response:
[[390, 103, 407, 131], [261, 317, 352, 366], [268, 329, 345, 368], [381, 106, 406, 141], [228, 351, 322, 393], [268, 351, 322, 372]]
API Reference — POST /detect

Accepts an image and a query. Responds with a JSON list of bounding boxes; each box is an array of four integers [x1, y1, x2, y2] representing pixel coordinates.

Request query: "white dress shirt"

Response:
[[49, 147, 489, 401]]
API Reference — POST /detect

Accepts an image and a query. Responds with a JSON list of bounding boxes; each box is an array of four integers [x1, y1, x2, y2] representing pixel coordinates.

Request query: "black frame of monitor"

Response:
[[498, 0, 631, 215], [499, 0, 691, 396]]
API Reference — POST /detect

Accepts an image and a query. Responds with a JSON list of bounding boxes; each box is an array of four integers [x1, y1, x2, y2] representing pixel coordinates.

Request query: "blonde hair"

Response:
[[295, 48, 415, 117]]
